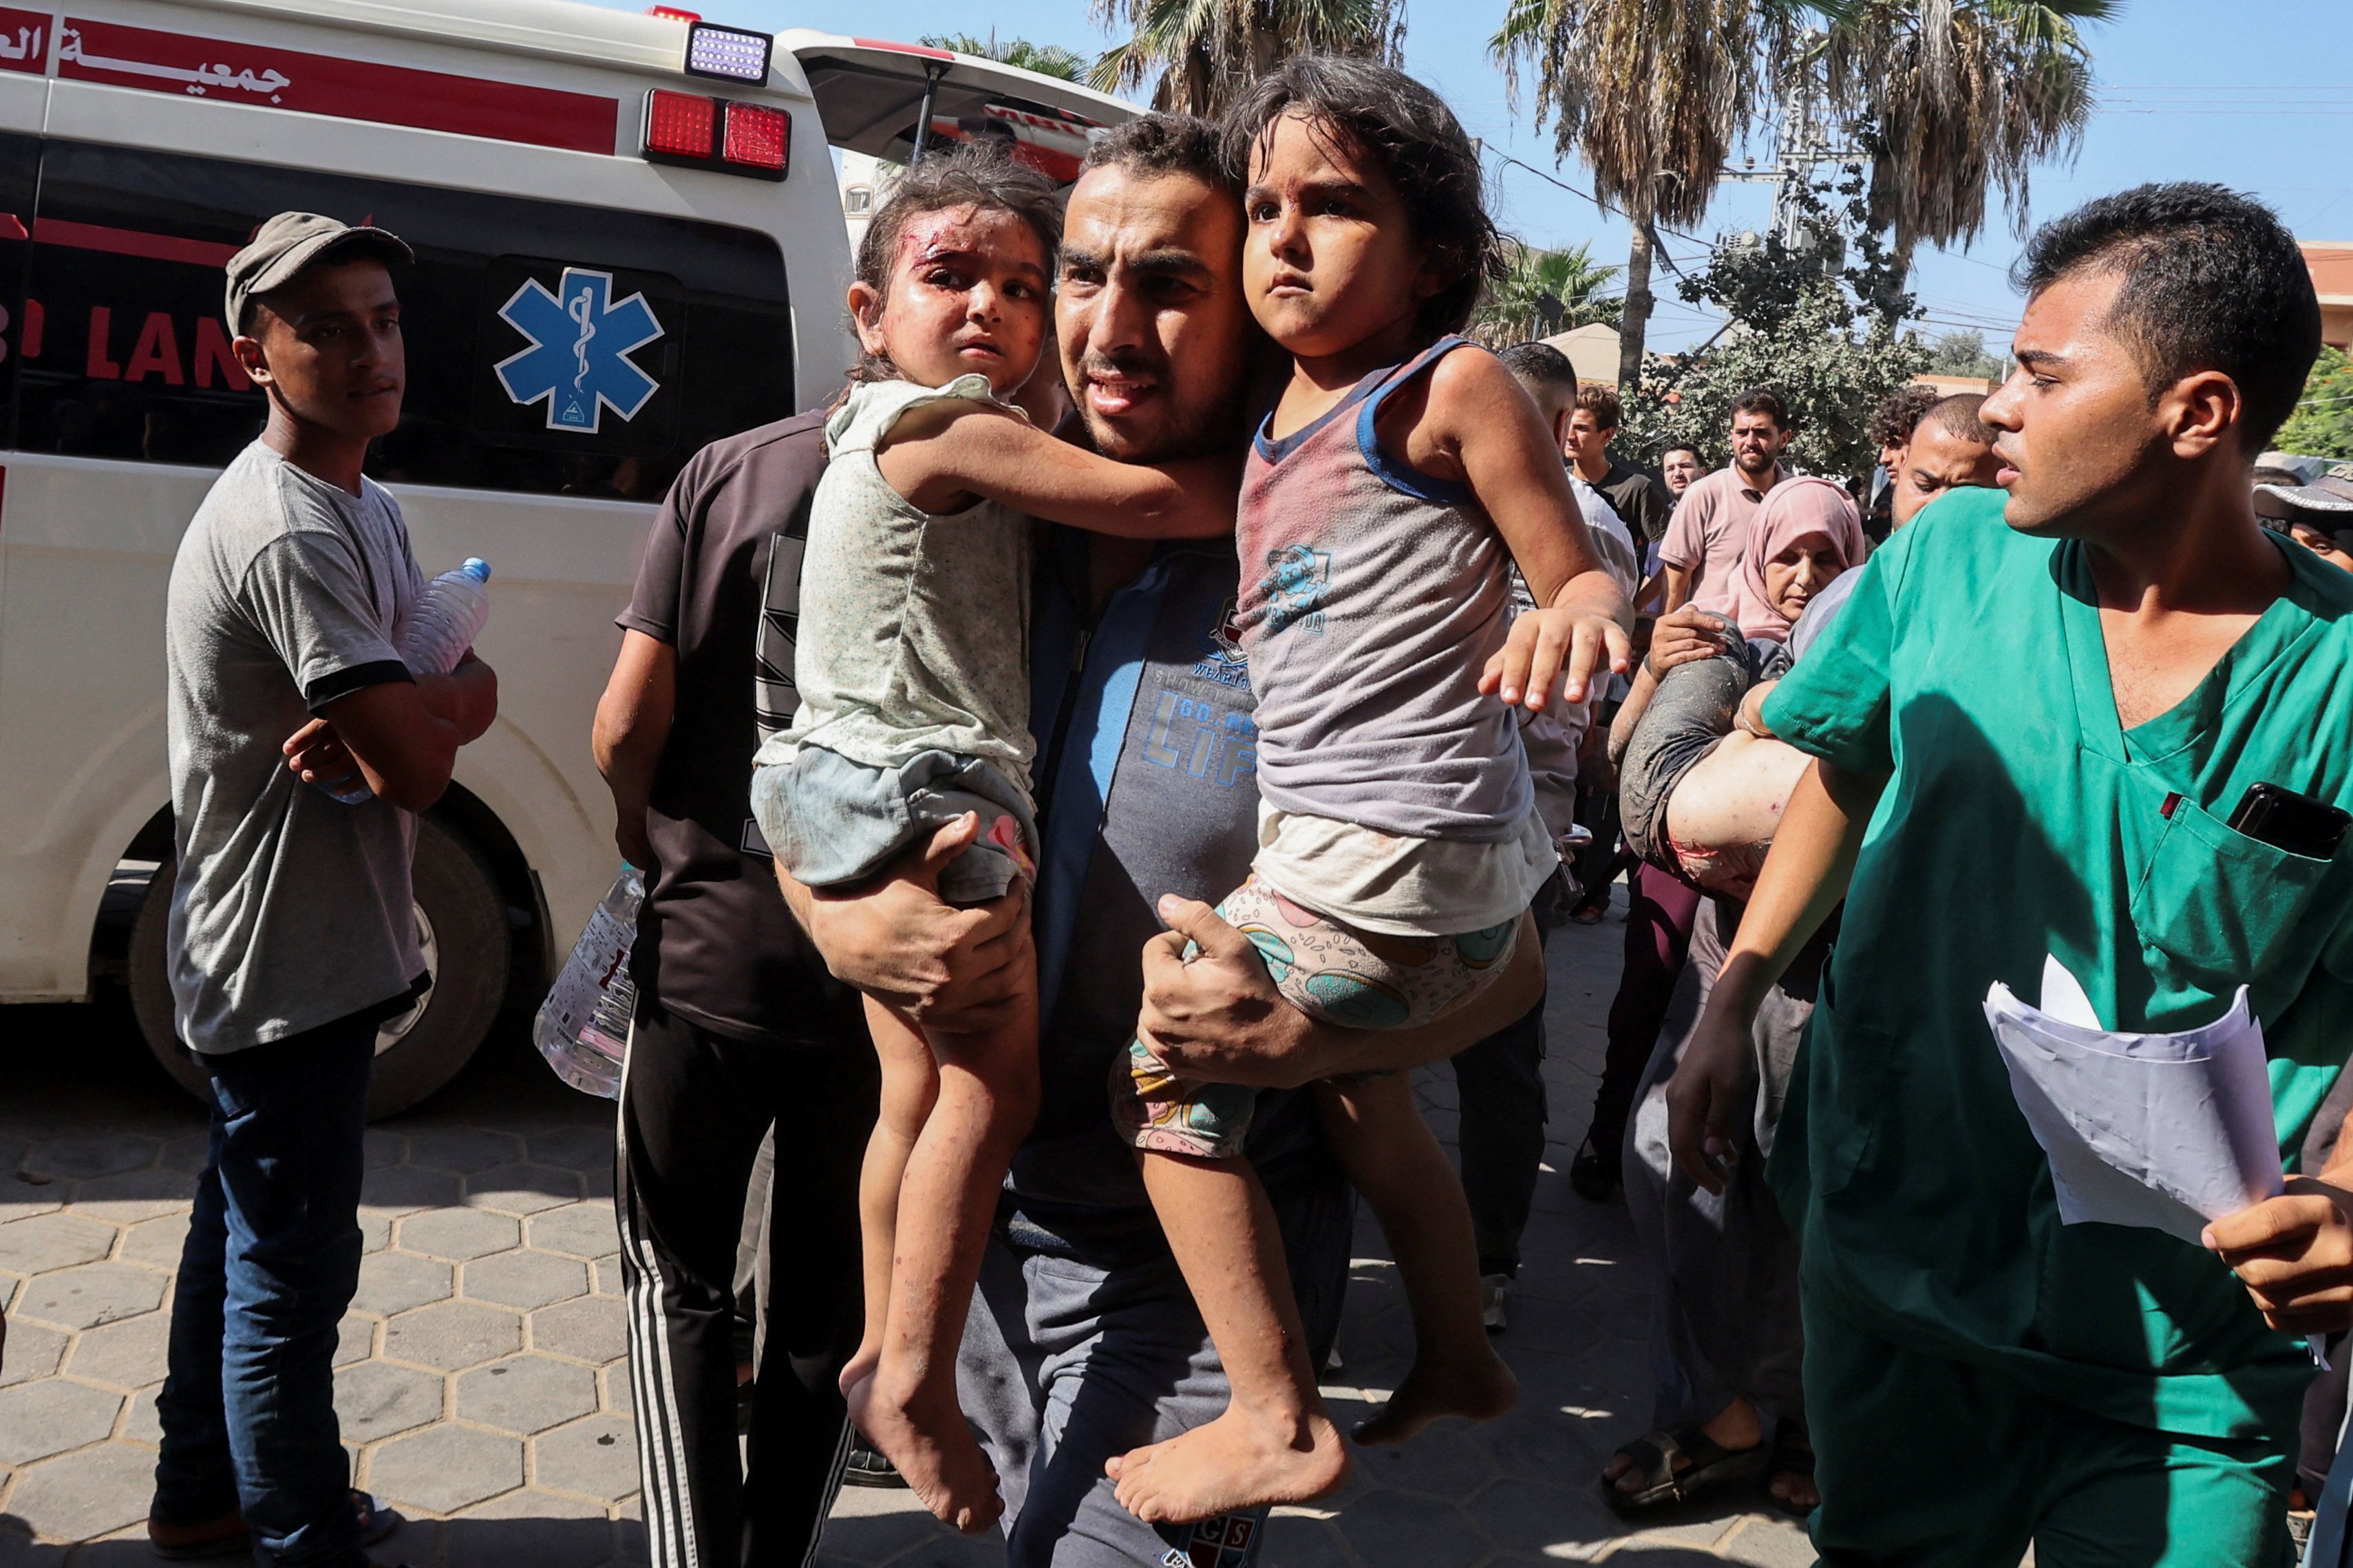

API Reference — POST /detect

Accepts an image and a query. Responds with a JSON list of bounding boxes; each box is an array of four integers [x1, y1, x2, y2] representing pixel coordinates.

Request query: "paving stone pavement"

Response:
[[1, 894, 1809, 1566]]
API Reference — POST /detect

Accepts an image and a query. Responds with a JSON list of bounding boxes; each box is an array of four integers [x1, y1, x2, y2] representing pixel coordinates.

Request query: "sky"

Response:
[[635, 0, 2353, 354]]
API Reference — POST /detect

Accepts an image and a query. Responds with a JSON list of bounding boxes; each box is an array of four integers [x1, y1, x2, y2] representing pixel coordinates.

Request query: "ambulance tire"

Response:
[[128, 815, 510, 1121]]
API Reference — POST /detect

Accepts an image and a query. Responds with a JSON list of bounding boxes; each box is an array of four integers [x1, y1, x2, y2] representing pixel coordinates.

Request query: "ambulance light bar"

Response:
[[643, 89, 789, 180], [685, 21, 771, 83]]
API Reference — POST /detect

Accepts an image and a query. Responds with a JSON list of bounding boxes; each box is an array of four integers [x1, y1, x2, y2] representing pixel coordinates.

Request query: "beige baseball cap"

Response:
[[224, 212, 412, 332]]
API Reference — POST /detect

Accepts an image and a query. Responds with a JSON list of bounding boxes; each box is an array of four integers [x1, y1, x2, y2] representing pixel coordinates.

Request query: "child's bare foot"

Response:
[[837, 1341, 881, 1404], [847, 1372, 1003, 1535], [1105, 1404, 1350, 1525], [1352, 1344, 1516, 1446]]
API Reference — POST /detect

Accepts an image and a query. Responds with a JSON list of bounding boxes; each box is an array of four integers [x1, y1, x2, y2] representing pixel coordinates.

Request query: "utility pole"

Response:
[[1719, 64, 1860, 262]]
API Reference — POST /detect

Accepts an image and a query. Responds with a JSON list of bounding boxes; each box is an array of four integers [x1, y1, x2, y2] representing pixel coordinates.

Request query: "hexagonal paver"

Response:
[[118, 1213, 193, 1269], [525, 1126, 614, 1174], [398, 1207, 519, 1263], [14, 1263, 167, 1331], [1466, 1475, 1621, 1558], [1334, 1485, 1487, 1568], [66, 1312, 172, 1390], [457, 1355, 596, 1435], [123, 1384, 163, 1445], [366, 1423, 523, 1514], [463, 1166, 580, 1216], [0, 1379, 125, 1464], [351, 1251, 453, 1316], [3, 1439, 156, 1541], [67, 1167, 195, 1223], [533, 1413, 637, 1503], [333, 1359, 445, 1443], [357, 1209, 393, 1254], [526, 1203, 617, 1260], [19, 1134, 156, 1181], [383, 1300, 523, 1371], [463, 1251, 586, 1312], [403, 1128, 524, 1175], [337, 1313, 376, 1367], [0, 1176, 64, 1224], [592, 1255, 627, 1297], [599, 1365, 631, 1417], [359, 1165, 462, 1214], [0, 1318, 67, 1386], [0, 1212, 117, 1276], [363, 1128, 407, 1169], [529, 1296, 625, 1366], [162, 1130, 215, 1173]]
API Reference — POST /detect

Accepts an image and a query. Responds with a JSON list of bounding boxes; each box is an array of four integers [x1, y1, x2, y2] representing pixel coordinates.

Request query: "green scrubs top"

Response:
[[1760, 484, 2353, 1440]]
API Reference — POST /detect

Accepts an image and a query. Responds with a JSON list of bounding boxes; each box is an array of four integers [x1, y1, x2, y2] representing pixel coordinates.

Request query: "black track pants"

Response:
[[616, 994, 877, 1568]]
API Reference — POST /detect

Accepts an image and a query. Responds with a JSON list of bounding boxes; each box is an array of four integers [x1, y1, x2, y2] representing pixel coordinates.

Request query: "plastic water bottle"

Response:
[[401, 557, 492, 678], [532, 866, 642, 1099], [312, 558, 493, 806]]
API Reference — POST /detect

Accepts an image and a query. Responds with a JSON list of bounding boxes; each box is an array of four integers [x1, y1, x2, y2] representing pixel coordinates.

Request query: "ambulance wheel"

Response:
[[127, 816, 511, 1120]]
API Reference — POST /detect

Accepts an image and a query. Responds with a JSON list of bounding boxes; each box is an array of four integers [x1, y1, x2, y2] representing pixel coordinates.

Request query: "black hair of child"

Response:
[[1222, 55, 1504, 345], [849, 142, 1065, 385]]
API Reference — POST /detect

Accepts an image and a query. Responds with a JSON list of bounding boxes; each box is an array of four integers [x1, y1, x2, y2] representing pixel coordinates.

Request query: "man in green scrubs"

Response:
[[1668, 184, 2353, 1565]]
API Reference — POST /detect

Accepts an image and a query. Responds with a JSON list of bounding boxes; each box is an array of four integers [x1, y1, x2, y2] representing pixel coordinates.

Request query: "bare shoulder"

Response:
[[1423, 342, 1530, 424]]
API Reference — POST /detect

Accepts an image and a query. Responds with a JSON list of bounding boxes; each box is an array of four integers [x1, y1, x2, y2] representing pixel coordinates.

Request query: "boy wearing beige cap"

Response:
[[147, 213, 497, 1567]]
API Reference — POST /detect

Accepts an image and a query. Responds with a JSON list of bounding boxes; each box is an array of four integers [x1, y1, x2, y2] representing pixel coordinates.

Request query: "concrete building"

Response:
[[2307, 242, 2353, 351]]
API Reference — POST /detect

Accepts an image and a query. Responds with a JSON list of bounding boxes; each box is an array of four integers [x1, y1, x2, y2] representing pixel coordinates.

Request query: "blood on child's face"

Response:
[[856, 204, 1050, 396], [1242, 110, 1434, 361]]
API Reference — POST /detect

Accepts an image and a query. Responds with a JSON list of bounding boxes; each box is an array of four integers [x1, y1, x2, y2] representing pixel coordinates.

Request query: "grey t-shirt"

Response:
[[164, 441, 427, 1054]]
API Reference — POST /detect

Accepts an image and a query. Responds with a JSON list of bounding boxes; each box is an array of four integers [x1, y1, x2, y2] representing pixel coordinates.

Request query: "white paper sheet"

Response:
[[1985, 955, 2282, 1245], [1985, 956, 2325, 1364]]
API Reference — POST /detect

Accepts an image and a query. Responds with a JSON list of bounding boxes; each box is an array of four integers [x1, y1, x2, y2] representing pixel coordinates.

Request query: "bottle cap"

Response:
[[461, 558, 491, 583]]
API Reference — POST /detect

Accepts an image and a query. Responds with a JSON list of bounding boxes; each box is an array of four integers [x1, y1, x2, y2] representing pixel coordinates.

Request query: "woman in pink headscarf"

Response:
[[1610, 475, 1868, 898]]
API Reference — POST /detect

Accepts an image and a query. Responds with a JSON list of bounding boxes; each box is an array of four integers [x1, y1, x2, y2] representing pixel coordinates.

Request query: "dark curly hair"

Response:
[[1222, 56, 1503, 343], [849, 142, 1063, 384], [1869, 384, 1942, 452], [2015, 182, 2321, 455]]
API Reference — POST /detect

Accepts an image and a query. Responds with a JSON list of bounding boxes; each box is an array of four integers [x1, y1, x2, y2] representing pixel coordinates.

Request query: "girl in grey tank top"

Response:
[[1107, 65, 1635, 1529]]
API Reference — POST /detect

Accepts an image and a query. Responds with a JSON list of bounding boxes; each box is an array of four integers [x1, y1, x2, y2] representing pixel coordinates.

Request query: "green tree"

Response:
[[919, 33, 1090, 81], [1489, 0, 1780, 392], [1813, 1, 2111, 262], [1924, 328, 2005, 380], [1471, 239, 1623, 346], [1623, 168, 1926, 482], [1089, 0, 1402, 117], [2275, 347, 2353, 462]]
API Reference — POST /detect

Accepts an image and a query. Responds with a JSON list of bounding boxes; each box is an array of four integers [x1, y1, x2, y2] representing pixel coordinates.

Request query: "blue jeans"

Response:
[[957, 1163, 1352, 1568], [153, 1012, 376, 1567]]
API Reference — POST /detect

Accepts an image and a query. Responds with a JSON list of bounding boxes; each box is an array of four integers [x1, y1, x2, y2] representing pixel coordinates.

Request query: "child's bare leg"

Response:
[[1106, 1151, 1350, 1524], [840, 996, 937, 1403], [1321, 1071, 1517, 1444], [1663, 733, 1811, 865], [851, 978, 1039, 1536]]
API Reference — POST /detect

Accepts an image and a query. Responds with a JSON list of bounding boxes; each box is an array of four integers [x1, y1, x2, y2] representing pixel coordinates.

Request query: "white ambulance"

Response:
[[0, 0, 1129, 1113]]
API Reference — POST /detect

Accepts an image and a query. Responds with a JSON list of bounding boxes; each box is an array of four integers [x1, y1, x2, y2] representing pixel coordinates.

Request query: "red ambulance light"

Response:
[[643, 89, 717, 159], [721, 102, 788, 178], [646, 6, 701, 19]]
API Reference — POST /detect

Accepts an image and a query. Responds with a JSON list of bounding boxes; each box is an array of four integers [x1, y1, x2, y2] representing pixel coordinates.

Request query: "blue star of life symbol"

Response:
[[494, 267, 664, 434]]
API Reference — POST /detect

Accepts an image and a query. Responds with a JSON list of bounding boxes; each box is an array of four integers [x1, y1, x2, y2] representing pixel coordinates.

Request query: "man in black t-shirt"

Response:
[[593, 416, 899, 1567]]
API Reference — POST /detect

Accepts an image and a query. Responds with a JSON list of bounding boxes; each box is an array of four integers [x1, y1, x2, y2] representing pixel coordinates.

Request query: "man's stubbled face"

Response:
[[1057, 164, 1253, 462]]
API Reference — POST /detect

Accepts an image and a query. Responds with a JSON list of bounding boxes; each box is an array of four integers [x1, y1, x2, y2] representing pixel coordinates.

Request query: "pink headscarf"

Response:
[[1693, 475, 1867, 641]]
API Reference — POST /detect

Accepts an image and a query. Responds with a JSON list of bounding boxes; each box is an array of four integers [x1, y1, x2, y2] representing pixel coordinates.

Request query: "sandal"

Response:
[[1568, 1132, 1620, 1202], [1601, 1423, 1768, 1514], [1765, 1420, 1817, 1517]]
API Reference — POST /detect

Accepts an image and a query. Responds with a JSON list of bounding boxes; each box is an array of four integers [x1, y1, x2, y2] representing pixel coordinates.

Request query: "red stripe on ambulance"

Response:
[[57, 17, 618, 154]]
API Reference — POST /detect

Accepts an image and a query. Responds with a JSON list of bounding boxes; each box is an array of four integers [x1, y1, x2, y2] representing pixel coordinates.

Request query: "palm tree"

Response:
[[1089, 0, 1403, 118], [1811, 1, 2111, 257], [1473, 239, 1624, 345], [919, 33, 1092, 82], [1488, 0, 1784, 391]]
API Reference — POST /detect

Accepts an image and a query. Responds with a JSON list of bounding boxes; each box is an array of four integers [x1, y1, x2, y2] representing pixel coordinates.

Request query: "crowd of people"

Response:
[[29, 45, 2353, 1568]]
